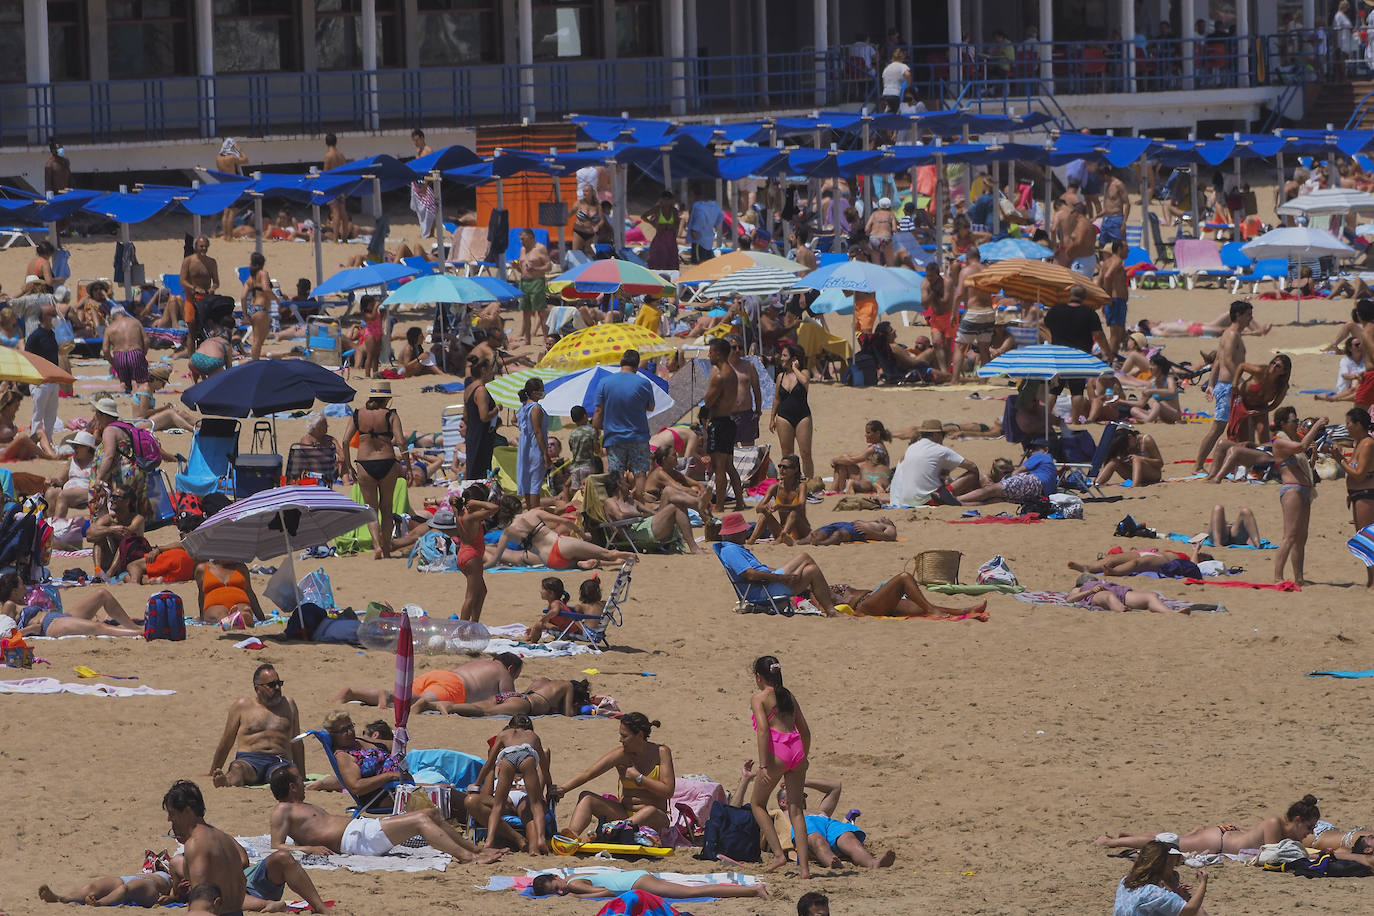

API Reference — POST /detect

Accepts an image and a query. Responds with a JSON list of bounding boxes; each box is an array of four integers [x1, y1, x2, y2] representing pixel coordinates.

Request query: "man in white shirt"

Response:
[[888, 419, 984, 507]]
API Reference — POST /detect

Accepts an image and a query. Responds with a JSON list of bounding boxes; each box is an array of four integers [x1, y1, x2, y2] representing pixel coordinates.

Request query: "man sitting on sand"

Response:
[[268, 766, 503, 864], [208, 664, 305, 788], [333, 653, 523, 709]]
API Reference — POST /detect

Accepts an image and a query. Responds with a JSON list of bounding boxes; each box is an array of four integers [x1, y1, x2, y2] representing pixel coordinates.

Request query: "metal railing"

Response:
[[0, 31, 1350, 148]]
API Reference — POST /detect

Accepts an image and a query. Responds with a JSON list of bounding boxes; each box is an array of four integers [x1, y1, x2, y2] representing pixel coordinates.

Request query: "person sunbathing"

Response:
[[336, 654, 523, 709], [1065, 573, 1186, 614], [485, 506, 636, 570], [531, 872, 767, 901], [828, 574, 988, 619], [804, 518, 897, 546], [415, 677, 593, 717], [268, 765, 502, 864], [39, 853, 182, 907], [1095, 793, 1321, 854], [5, 572, 143, 638], [1205, 504, 1262, 547], [735, 551, 842, 614], [1142, 312, 1273, 338], [1067, 545, 1216, 579]]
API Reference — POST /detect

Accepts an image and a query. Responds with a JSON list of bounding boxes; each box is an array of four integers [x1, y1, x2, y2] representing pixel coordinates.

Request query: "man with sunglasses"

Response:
[[208, 664, 303, 787]]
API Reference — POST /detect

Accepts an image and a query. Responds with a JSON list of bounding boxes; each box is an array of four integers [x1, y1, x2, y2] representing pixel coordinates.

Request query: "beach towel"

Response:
[[236, 834, 451, 873], [0, 677, 175, 697], [1308, 669, 1374, 679], [949, 515, 1043, 525], [1013, 591, 1227, 613], [485, 637, 601, 659], [927, 583, 1023, 594], [1349, 524, 1374, 567], [1166, 532, 1276, 550], [482, 866, 761, 895], [594, 892, 682, 915], [1182, 578, 1300, 591]]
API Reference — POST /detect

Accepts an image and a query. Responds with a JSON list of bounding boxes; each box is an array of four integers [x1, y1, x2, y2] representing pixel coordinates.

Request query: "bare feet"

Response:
[[764, 855, 789, 872], [85, 893, 102, 907], [1067, 561, 1088, 572], [877, 850, 897, 867], [576, 560, 599, 570], [38, 885, 60, 903], [211, 767, 227, 787], [754, 885, 771, 899], [474, 847, 506, 864]]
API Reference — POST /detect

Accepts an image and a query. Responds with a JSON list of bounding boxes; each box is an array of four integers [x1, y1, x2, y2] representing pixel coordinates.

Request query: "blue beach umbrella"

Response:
[[791, 260, 920, 294], [314, 263, 421, 297], [976, 343, 1110, 380], [977, 238, 1053, 263], [540, 365, 672, 419], [381, 274, 506, 306], [181, 359, 355, 417]]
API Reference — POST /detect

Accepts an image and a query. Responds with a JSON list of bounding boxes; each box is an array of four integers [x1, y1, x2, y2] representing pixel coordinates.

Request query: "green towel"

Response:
[[926, 583, 1024, 595]]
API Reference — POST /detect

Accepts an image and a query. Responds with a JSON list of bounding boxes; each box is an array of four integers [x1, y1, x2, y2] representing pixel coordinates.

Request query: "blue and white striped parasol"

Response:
[[976, 343, 1111, 380]]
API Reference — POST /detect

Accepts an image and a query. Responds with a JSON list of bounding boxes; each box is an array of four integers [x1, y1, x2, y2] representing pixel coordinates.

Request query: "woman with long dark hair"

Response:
[[748, 656, 811, 878]]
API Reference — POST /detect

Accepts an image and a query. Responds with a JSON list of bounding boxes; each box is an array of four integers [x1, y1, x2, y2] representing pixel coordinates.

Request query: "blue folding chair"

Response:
[[504, 228, 550, 263], [174, 418, 240, 497], [161, 273, 183, 296], [712, 542, 797, 616], [145, 470, 176, 530], [1219, 241, 1252, 271], [1230, 257, 1288, 294], [302, 729, 398, 818]]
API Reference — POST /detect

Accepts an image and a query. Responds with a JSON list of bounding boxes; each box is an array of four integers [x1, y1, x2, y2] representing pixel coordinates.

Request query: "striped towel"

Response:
[[1350, 524, 1374, 568]]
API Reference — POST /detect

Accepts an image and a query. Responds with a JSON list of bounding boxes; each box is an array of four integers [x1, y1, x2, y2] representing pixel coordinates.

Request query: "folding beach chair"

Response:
[[233, 453, 282, 499], [582, 474, 641, 553], [145, 470, 176, 531], [1173, 239, 1232, 290], [174, 417, 240, 496], [301, 729, 399, 818], [285, 444, 339, 485], [711, 541, 796, 616], [723, 444, 771, 501], [554, 559, 634, 647], [1057, 421, 1123, 498], [440, 405, 464, 470]]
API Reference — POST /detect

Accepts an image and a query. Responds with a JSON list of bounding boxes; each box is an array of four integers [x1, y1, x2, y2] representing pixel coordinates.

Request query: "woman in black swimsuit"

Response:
[[770, 344, 814, 480], [464, 354, 498, 479], [338, 381, 405, 559]]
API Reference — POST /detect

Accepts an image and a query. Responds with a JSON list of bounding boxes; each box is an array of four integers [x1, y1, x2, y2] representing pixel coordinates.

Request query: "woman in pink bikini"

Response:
[[748, 655, 812, 879]]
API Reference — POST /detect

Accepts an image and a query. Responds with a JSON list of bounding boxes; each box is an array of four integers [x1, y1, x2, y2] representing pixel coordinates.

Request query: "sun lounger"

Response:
[[1230, 257, 1288, 295], [1173, 239, 1233, 290]]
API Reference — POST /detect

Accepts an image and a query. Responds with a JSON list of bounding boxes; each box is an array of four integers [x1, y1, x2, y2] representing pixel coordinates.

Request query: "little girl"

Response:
[[351, 296, 384, 378], [748, 655, 811, 879], [747, 454, 810, 544], [44, 430, 97, 518], [477, 714, 551, 853], [574, 576, 604, 620], [526, 576, 573, 642]]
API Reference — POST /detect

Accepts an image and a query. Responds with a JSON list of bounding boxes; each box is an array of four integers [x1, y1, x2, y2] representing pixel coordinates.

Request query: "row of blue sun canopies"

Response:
[[4, 110, 1371, 226]]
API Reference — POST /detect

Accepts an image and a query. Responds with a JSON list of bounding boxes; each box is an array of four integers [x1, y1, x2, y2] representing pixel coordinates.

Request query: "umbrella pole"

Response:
[[312, 203, 324, 287], [431, 170, 446, 272]]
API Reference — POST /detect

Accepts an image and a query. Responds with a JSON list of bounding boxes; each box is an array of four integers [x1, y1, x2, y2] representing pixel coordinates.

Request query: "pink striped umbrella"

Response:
[[393, 613, 414, 756]]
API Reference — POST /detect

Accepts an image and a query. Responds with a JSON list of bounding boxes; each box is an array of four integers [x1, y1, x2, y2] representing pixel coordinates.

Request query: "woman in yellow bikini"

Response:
[[747, 455, 810, 544], [550, 712, 675, 841], [1094, 793, 1321, 854]]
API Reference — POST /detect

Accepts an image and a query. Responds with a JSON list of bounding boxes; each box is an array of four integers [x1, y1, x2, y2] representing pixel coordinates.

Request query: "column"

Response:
[[667, 0, 686, 115], [900, 1, 913, 43], [1039, 0, 1053, 85], [23, 0, 50, 142], [403, 0, 420, 69], [194, 0, 215, 136], [362, 0, 379, 130], [301, 2, 318, 71], [601, 0, 616, 60], [884, 0, 895, 30], [517, 0, 535, 121], [755, 0, 768, 105], [684, 0, 698, 112], [88, 0, 109, 81], [829, 0, 840, 47], [1122, 0, 1135, 92], [1180, 0, 1195, 88], [813, 0, 828, 106], [1235, 0, 1250, 88], [1301, 0, 1314, 29], [948, 0, 962, 86]]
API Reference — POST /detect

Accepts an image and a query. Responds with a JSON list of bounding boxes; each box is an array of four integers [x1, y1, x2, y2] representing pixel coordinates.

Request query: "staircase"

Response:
[[1299, 79, 1374, 130]]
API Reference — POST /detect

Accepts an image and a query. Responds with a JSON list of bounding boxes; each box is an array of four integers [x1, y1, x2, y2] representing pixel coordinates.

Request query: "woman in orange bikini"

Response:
[[1095, 794, 1321, 854], [748, 656, 811, 878], [453, 484, 499, 622], [194, 558, 264, 626], [485, 507, 636, 571]]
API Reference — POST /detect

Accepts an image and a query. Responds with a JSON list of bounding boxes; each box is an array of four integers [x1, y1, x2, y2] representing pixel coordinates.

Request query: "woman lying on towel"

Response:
[[414, 677, 594, 717], [1095, 793, 1321, 854], [6, 573, 144, 638], [530, 872, 767, 901], [1067, 545, 1219, 579], [828, 574, 988, 620], [485, 507, 637, 571]]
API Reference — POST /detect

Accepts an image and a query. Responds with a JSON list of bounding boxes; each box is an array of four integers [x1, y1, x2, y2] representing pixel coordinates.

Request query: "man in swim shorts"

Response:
[[1194, 300, 1252, 473], [208, 664, 304, 788], [103, 305, 150, 393], [334, 653, 523, 709], [1355, 298, 1374, 413], [733, 764, 894, 869], [268, 766, 503, 864], [705, 337, 744, 512]]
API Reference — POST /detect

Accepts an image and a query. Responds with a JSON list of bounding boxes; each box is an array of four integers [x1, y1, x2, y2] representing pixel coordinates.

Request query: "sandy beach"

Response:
[[3, 195, 1373, 916]]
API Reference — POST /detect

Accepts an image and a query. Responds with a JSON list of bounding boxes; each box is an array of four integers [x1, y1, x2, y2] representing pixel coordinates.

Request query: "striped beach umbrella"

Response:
[[182, 485, 373, 562], [791, 260, 922, 294], [547, 258, 675, 298], [486, 367, 564, 410], [677, 250, 808, 284], [976, 343, 1111, 380], [1349, 523, 1374, 568], [966, 258, 1110, 306], [701, 265, 799, 299], [381, 273, 505, 306], [541, 365, 673, 418]]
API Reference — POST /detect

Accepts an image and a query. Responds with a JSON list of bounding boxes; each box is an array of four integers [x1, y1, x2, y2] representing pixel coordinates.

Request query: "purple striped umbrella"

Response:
[[182, 485, 373, 562]]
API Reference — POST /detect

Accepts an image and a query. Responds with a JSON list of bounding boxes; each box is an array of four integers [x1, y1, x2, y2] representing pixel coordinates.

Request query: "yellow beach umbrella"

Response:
[[0, 347, 74, 384], [538, 324, 676, 370]]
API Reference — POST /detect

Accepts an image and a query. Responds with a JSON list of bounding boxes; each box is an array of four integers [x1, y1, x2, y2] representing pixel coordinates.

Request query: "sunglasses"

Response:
[[330, 723, 355, 733], [256, 679, 284, 689]]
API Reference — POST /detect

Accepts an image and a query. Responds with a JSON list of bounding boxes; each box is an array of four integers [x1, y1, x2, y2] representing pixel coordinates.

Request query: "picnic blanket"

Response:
[[1166, 532, 1276, 550], [0, 676, 175, 696], [1013, 591, 1227, 613], [485, 624, 602, 658], [482, 866, 762, 896], [237, 834, 451, 873]]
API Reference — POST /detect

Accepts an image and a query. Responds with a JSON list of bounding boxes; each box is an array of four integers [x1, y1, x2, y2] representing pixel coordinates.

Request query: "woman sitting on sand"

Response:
[[131, 363, 198, 431], [194, 558, 265, 628], [829, 573, 988, 619], [829, 420, 893, 495], [0, 389, 55, 460], [1128, 356, 1184, 424], [416, 677, 594, 718], [1096, 427, 1164, 487], [550, 712, 675, 840], [1112, 840, 1207, 916], [1096, 793, 1321, 855], [7, 573, 144, 638], [748, 454, 810, 544], [485, 506, 637, 570]]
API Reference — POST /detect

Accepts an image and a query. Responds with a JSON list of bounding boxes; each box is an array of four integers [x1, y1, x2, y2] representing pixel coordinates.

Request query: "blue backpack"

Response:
[[696, 800, 761, 863], [144, 590, 185, 641]]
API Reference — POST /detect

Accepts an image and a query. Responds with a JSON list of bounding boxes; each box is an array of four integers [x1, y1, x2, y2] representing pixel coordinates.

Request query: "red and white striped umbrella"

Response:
[[393, 612, 414, 757]]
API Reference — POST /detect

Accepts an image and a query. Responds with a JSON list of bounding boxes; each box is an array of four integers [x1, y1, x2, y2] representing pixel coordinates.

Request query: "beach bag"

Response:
[[144, 590, 185, 641], [407, 530, 457, 571], [834, 495, 882, 511], [298, 567, 336, 610], [696, 801, 761, 863], [976, 555, 1018, 586], [1047, 492, 1084, 519], [109, 421, 163, 472]]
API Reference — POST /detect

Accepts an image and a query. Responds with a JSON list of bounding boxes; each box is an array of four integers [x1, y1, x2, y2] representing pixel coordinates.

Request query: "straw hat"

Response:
[[369, 381, 392, 399], [90, 397, 120, 419], [148, 362, 172, 382], [718, 512, 750, 537], [1129, 331, 1148, 350], [918, 418, 944, 436]]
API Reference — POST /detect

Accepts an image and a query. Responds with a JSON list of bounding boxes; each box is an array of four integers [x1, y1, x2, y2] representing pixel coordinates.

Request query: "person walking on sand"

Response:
[[102, 306, 149, 394], [1194, 300, 1253, 473], [338, 382, 405, 559], [208, 664, 305, 788], [747, 656, 812, 879], [516, 229, 551, 347], [705, 338, 744, 512], [594, 349, 656, 501]]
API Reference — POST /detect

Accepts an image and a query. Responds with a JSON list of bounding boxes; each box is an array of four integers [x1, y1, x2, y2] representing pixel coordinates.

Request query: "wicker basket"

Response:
[[910, 549, 962, 585]]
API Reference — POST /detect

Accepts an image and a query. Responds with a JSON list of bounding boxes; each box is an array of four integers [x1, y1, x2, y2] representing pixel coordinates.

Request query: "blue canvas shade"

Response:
[[181, 359, 355, 417], [314, 263, 421, 297]]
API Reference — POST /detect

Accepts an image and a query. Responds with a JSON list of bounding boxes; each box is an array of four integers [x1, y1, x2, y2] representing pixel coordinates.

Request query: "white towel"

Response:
[[0, 677, 175, 697]]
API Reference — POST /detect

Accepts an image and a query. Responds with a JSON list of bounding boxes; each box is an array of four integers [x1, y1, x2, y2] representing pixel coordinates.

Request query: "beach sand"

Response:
[[2, 205, 1372, 916]]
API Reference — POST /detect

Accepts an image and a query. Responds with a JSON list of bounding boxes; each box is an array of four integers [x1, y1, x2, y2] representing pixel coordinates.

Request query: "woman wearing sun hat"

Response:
[[339, 381, 405, 559], [1112, 838, 1207, 916]]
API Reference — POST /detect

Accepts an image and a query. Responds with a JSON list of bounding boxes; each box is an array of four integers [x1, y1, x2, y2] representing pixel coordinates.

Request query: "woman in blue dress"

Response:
[[515, 377, 548, 509]]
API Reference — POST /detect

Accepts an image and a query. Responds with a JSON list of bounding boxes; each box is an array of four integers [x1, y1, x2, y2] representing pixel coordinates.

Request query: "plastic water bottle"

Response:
[[357, 617, 490, 655], [844, 808, 860, 824]]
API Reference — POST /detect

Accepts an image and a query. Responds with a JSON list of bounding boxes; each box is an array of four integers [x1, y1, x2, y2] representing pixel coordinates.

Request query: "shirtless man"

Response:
[[215, 139, 249, 240], [1049, 200, 1074, 266], [516, 229, 551, 347], [102, 306, 149, 394], [209, 664, 305, 788], [1193, 300, 1253, 472], [268, 767, 502, 864], [1099, 167, 1130, 246], [732, 764, 896, 869], [1097, 240, 1130, 356], [164, 781, 250, 916], [705, 337, 744, 512], [179, 236, 219, 350], [1352, 298, 1374, 414], [726, 334, 762, 446], [1065, 202, 1098, 276], [333, 653, 524, 709], [949, 246, 995, 382], [792, 227, 817, 271], [322, 134, 351, 242]]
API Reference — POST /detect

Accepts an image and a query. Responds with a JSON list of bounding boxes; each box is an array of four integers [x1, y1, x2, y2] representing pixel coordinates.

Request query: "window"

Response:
[[533, 0, 595, 60], [48, 0, 89, 81], [0, 1, 24, 83], [615, 0, 658, 57], [213, 0, 299, 72], [417, 0, 500, 65], [108, 0, 192, 78], [316, 0, 402, 70]]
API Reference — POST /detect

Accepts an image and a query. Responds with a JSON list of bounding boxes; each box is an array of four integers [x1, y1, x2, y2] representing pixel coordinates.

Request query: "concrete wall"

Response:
[[1056, 85, 1285, 133]]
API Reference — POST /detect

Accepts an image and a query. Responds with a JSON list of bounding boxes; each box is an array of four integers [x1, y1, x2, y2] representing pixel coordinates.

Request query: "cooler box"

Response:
[[306, 318, 343, 367]]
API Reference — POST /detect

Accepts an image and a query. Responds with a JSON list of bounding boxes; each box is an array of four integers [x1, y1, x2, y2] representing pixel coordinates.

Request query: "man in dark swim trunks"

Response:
[[805, 518, 898, 546], [208, 664, 304, 787], [705, 337, 744, 512]]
